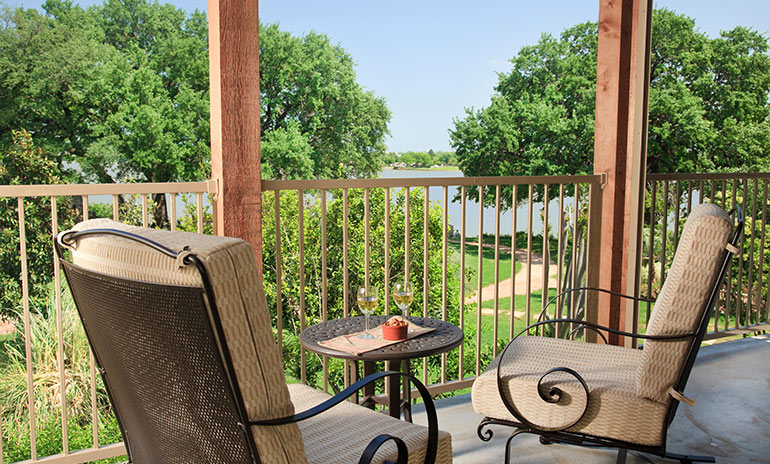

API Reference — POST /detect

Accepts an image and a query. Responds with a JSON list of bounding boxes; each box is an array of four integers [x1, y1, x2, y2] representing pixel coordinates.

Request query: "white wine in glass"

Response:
[[357, 286, 378, 339], [392, 281, 414, 317]]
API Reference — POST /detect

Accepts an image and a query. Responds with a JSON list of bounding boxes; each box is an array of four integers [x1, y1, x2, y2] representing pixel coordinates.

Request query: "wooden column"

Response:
[[209, 0, 263, 268], [593, 0, 652, 345]]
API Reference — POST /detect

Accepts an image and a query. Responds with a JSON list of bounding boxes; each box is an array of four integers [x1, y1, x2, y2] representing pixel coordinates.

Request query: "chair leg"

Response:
[[504, 430, 528, 464], [616, 448, 628, 464], [663, 452, 715, 463]]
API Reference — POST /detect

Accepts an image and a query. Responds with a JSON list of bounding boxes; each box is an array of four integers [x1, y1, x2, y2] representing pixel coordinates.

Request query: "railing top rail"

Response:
[[647, 172, 770, 181], [0, 180, 217, 198], [261, 173, 606, 191]]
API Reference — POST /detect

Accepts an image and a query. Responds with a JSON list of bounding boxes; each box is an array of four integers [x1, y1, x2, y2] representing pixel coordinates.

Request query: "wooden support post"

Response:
[[209, 0, 263, 269], [594, 0, 652, 345]]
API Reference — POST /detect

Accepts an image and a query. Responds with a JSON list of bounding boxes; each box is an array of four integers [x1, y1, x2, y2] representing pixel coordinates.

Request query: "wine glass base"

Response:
[[358, 332, 376, 339]]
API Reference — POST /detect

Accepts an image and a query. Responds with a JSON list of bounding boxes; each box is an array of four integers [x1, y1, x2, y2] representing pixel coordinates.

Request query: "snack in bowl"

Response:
[[381, 317, 409, 340]]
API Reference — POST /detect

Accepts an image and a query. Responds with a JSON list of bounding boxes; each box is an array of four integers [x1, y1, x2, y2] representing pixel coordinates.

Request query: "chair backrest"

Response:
[[637, 203, 733, 403], [58, 219, 308, 464]]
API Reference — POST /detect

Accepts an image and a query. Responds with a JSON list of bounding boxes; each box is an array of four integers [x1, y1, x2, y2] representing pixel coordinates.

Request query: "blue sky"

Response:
[[13, 0, 770, 152]]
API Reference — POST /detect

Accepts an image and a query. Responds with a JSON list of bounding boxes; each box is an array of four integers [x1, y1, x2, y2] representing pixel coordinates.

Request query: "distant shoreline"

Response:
[[383, 165, 459, 172]]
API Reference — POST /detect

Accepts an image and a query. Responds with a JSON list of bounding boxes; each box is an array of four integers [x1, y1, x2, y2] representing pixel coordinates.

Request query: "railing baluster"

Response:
[[475, 185, 483, 377], [541, 184, 550, 334], [526, 185, 534, 327], [673, 181, 681, 251], [321, 190, 329, 393], [423, 187, 429, 384], [51, 197, 69, 455], [570, 185, 579, 333], [405, 187, 410, 285], [342, 189, 350, 388], [699, 180, 704, 204], [735, 180, 746, 328], [364, 188, 370, 289], [492, 186, 501, 356], [18, 197, 37, 461], [747, 179, 758, 327], [196, 192, 203, 233], [80, 196, 99, 449], [509, 185, 518, 341], [298, 190, 306, 384], [762, 180, 769, 323], [142, 193, 149, 228], [112, 194, 120, 221], [648, 181, 656, 326], [728, 180, 738, 329], [720, 179, 728, 332], [275, 192, 283, 360], [661, 181, 669, 286], [441, 185, 448, 383], [459, 186, 466, 381], [385, 188, 391, 316], [384, 187, 390, 398], [169, 193, 176, 230], [556, 184, 565, 320]]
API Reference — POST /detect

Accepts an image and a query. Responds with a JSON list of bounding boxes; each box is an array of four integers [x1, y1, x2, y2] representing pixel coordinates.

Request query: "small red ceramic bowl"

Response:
[[382, 320, 408, 340]]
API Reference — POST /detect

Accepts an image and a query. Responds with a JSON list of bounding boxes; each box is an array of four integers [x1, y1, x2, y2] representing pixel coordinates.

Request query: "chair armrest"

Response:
[[520, 318, 696, 344], [250, 371, 438, 464], [537, 286, 655, 324], [486, 318, 697, 435]]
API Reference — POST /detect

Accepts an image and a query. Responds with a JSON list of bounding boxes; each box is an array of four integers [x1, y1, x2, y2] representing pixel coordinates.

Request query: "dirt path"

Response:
[[464, 247, 559, 313]]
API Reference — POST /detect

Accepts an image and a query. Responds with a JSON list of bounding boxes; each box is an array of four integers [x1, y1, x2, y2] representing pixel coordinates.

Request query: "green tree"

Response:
[[0, 0, 211, 227], [261, 188, 462, 389], [259, 22, 391, 179], [451, 9, 770, 208], [0, 1, 125, 174], [0, 130, 77, 320]]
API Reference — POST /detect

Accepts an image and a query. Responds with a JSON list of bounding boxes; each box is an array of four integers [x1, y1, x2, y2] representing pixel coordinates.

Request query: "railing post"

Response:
[[593, 0, 652, 345], [208, 0, 263, 269]]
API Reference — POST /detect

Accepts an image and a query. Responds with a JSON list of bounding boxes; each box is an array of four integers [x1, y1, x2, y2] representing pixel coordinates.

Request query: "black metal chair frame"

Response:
[[56, 228, 439, 464], [476, 214, 744, 464]]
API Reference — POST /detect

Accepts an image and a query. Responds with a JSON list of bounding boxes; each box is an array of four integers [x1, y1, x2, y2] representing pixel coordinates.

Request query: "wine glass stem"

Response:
[[365, 315, 369, 332]]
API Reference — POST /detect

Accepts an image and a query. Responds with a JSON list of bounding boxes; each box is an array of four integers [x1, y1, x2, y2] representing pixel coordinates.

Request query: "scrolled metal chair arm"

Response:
[[495, 329, 591, 433], [536, 286, 656, 324], [358, 434, 408, 464], [251, 371, 438, 464], [493, 318, 697, 434], [521, 318, 696, 343]]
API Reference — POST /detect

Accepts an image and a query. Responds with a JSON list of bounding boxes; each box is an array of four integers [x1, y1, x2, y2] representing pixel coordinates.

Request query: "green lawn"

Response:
[[448, 241, 523, 291]]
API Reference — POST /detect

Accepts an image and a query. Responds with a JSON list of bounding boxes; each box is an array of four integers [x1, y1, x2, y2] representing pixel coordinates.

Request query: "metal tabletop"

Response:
[[300, 315, 464, 361]]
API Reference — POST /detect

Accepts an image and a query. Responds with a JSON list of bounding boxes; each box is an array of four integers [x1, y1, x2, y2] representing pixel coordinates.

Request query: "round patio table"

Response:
[[300, 315, 464, 420]]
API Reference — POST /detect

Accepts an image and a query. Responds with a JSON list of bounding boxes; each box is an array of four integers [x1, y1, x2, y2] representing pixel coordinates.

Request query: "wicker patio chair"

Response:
[[55, 219, 453, 464], [471, 203, 743, 463]]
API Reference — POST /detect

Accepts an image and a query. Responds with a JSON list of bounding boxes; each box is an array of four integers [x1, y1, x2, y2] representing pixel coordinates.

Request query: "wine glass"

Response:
[[356, 286, 378, 339], [392, 281, 414, 317]]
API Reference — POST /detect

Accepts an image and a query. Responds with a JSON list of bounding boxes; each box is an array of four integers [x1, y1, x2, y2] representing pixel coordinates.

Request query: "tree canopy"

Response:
[[450, 9, 770, 206], [0, 0, 391, 193], [259, 23, 391, 179]]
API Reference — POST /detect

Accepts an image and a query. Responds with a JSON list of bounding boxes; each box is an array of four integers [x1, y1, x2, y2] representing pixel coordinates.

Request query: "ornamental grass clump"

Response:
[[0, 290, 111, 425]]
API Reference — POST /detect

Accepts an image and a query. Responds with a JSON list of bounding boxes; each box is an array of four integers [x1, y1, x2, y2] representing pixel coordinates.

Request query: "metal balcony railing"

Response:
[[2, 172, 768, 463]]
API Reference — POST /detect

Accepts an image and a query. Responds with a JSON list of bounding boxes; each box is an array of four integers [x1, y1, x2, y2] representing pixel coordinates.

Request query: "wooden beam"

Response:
[[594, 0, 651, 345], [209, 0, 263, 269]]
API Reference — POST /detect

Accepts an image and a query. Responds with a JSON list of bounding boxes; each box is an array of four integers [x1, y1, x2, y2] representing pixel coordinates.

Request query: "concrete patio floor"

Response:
[[412, 335, 770, 463]]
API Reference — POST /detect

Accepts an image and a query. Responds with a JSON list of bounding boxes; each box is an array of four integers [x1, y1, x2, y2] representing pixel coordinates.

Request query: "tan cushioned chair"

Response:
[[59, 219, 452, 464], [471, 203, 740, 463]]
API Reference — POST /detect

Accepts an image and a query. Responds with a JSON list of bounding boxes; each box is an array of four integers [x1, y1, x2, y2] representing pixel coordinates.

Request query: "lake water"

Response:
[[380, 168, 572, 237], [88, 168, 574, 237]]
